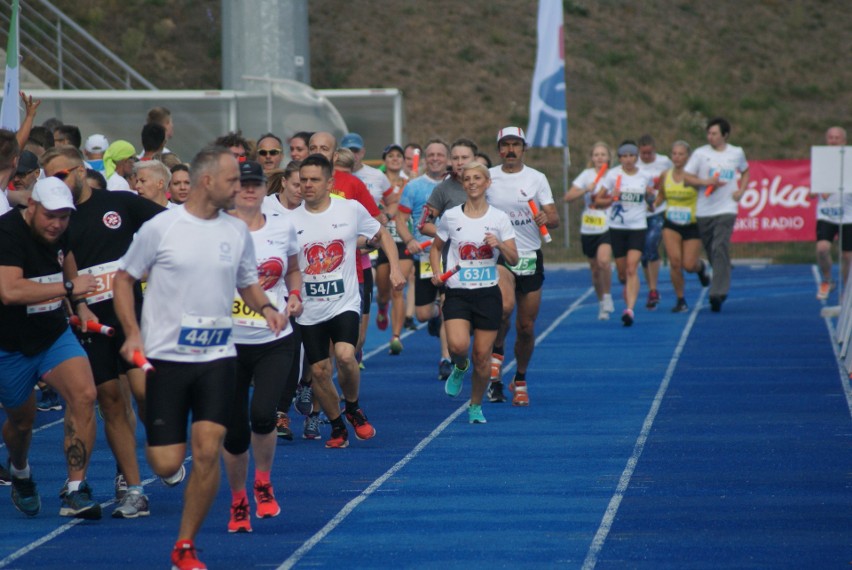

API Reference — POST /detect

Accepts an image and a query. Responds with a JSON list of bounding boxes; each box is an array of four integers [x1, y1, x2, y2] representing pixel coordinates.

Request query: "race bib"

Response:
[[304, 269, 345, 302], [26, 273, 63, 314], [581, 209, 607, 234], [79, 261, 120, 305], [457, 259, 498, 289], [232, 292, 275, 328], [665, 206, 693, 225], [419, 258, 436, 279], [506, 251, 537, 276], [176, 315, 232, 355]]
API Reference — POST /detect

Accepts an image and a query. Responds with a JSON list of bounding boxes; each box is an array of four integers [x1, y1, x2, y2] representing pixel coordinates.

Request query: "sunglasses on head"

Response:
[[257, 148, 282, 157]]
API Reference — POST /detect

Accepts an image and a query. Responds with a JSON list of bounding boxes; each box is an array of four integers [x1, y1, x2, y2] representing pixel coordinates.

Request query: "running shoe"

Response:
[[227, 496, 252, 533], [709, 296, 723, 312], [171, 540, 206, 570], [276, 411, 293, 441], [438, 359, 453, 381], [622, 308, 634, 327], [36, 387, 62, 412], [817, 281, 832, 300], [115, 472, 128, 500], [427, 315, 442, 337], [671, 298, 689, 313], [303, 414, 322, 440], [510, 379, 529, 406], [389, 336, 403, 355], [404, 316, 417, 330], [356, 348, 365, 370], [468, 404, 487, 424], [345, 408, 376, 440], [697, 260, 711, 287], [11, 472, 40, 517], [487, 381, 507, 403], [445, 361, 469, 397], [376, 308, 389, 331], [161, 464, 187, 487], [294, 384, 313, 416], [0, 462, 11, 486], [489, 353, 504, 382], [325, 425, 350, 449], [598, 305, 610, 320], [645, 290, 660, 310], [112, 489, 149, 519], [253, 481, 281, 519], [602, 294, 615, 313], [59, 481, 101, 519]]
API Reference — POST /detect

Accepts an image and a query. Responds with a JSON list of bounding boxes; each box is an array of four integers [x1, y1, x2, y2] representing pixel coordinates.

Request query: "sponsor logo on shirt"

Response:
[[102, 211, 122, 229], [219, 242, 232, 262]]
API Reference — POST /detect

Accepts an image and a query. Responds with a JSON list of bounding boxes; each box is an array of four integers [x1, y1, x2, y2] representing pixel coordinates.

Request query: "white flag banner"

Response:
[[526, 0, 566, 148], [0, 0, 19, 131]]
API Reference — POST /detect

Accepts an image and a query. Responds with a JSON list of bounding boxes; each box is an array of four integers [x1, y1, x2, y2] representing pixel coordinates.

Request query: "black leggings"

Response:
[[225, 334, 296, 455], [277, 317, 307, 412]]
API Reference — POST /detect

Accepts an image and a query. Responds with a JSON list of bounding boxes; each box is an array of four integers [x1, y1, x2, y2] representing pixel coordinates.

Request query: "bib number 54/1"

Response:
[[303, 270, 345, 302]]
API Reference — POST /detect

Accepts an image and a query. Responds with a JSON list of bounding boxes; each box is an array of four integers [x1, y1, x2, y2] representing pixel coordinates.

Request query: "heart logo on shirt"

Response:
[[257, 257, 284, 290], [458, 242, 494, 260], [304, 240, 345, 274]]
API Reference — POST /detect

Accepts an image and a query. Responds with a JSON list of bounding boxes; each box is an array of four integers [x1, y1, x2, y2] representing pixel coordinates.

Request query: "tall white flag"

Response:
[[0, 0, 20, 131], [526, 0, 566, 148]]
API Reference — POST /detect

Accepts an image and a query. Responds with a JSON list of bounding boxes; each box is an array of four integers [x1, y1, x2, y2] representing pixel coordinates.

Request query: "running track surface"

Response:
[[0, 264, 849, 569]]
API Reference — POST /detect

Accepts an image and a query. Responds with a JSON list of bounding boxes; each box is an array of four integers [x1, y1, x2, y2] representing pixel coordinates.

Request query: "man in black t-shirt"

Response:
[[42, 146, 166, 519], [0, 177, 101, 519]]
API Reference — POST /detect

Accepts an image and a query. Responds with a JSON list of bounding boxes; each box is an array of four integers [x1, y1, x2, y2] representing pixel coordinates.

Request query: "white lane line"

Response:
[[277, 287, 595, 570], [811, 265, 852, 420], [581, 288, 707, 570]]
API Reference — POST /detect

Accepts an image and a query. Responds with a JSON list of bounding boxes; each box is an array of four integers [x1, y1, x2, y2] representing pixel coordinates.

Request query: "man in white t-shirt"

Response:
[[485, 127, 559, 405], [104, 140, 138, 192], [113, 146, 286, 570], [814, 126, 850, 300], [342, 132, 392, 205], [290, 154, 404, 449], [637, 134, 673, 310], [684, 117, 750, 312]]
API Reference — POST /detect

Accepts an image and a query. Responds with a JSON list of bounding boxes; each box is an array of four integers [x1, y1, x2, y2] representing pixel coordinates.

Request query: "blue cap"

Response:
[[340, 133, 364, 151]]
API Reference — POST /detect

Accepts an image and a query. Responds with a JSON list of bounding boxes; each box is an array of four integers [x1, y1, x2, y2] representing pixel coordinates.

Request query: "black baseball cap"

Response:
[[239, 160, 266, 184]]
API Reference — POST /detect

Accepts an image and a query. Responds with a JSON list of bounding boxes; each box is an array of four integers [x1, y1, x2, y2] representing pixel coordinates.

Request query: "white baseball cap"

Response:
[[84, 134, 109, 154], [32, 177, 76, 211], [496, 126, 527, 143]]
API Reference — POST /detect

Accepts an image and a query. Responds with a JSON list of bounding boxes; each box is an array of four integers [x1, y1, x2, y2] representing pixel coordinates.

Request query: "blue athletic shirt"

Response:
[[397, 174, 441, 252]]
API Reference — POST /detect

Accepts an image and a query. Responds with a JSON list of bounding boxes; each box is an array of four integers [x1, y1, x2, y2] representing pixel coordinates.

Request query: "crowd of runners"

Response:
[[0, 91, 844, 569]]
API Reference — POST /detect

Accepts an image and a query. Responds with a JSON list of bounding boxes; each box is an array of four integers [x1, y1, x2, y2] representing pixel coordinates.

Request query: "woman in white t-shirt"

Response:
[[565, 142, 614, 320], [596, 141, 653, 327], [430, 162, 517, 424], [222, 162, 303, 533]]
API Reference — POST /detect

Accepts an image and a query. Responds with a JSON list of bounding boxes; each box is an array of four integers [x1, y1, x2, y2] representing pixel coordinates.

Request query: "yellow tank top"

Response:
[[663, 170, 698, 225]]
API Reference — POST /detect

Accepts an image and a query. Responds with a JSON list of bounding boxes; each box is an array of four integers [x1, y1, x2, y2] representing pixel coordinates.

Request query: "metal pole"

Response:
[[56, 19, 63, 89], [266, 75, 272, 133], [562, 145, 570, 248]]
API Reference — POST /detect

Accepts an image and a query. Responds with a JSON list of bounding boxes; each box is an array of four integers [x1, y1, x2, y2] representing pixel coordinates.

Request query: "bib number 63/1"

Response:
[[457, 259, 498, 289]]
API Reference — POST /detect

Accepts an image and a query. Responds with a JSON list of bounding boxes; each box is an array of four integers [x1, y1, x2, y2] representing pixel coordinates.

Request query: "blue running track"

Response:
[[0, 264, 849, 568]]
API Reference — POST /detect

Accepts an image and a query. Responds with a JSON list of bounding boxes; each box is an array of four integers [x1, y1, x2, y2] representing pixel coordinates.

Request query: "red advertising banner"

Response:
[[732, 159, 815, 243]]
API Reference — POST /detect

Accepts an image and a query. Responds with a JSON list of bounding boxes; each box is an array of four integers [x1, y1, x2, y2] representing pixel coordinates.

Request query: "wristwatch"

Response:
[[64, 280, 74, 297]]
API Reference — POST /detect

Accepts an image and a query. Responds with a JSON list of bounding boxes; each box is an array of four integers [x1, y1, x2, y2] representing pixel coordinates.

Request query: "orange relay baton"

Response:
[[69, 316, 115, 337], [527, 200, 553, 244]]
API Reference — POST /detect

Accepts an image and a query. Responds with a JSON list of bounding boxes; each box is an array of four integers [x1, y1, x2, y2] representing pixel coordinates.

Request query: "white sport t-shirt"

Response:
[[353, 164, 392, 205], [0, 189, 10, 215], [602, 166, 653, 230], [290, 198, 381, 326], [487, 164, 554, 253], [231, 214, 298, 345], [638, 153, 673, 216], [119, 207, 258, 362], [262, 194, 291, 218], [437, 204, 515, 290], [685, 143, 749, 217], [573, 167, 608, 235]]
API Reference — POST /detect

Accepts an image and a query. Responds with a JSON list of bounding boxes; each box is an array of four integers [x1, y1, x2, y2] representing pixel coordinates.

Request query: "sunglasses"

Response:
[[257, 148, 282, 157], [53, 165, 82, 180]]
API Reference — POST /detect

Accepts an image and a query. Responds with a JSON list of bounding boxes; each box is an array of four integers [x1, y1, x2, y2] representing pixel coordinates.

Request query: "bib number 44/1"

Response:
[[177, 315, 232, 355]]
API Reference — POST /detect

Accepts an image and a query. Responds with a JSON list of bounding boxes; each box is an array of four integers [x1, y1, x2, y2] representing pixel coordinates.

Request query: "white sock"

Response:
[[10, 462, 30, 479], [66, 479, 82, 492]]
